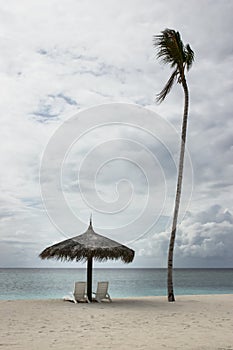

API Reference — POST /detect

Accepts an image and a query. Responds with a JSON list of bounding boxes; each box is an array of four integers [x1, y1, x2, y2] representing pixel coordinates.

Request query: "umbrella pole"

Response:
[[87, 257, 93, 302]]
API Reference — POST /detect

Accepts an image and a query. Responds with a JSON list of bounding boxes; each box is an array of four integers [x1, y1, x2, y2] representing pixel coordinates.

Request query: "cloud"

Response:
[[0, 0, 232, 267], [176, 205, 233, 259], [134, 205, 233, 267]]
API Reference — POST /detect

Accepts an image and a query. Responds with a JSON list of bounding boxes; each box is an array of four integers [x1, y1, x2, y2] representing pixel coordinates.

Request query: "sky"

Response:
[[0, 0, 232, 268]]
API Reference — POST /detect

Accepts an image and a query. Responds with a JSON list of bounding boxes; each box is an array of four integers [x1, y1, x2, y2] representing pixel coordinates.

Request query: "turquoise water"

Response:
[[0, 268, 232, 300]]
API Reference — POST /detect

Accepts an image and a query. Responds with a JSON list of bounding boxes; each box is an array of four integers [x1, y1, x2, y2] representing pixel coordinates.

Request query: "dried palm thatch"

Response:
[[39, 218, 135, 301], [39, 221, 134, 263]]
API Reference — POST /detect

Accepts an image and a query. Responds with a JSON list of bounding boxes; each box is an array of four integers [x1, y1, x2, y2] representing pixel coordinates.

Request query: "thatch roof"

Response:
[[39, 221, 135, 264]]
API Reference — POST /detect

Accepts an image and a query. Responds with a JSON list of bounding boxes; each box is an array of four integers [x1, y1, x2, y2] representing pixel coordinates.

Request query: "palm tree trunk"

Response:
[[167, 77, 189, 302]]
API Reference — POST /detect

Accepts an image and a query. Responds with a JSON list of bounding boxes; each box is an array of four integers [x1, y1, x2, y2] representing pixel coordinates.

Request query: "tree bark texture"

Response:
[[167, 77, 189, 302]]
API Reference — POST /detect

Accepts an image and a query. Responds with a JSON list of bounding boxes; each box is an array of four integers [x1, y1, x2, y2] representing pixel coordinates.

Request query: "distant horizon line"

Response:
[[1, 267, 233, 269]]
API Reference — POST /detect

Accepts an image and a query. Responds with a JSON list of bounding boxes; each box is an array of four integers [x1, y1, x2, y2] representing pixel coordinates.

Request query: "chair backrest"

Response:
[[74, 282, 86, 300], [96, 281, 109, 299]]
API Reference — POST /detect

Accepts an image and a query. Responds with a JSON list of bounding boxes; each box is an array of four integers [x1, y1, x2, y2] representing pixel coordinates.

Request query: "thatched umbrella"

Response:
[[39, 217, 135, 301]]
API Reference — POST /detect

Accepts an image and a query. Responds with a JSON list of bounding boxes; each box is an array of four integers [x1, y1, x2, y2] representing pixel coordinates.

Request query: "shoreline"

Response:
[[0, 294, 232, 349], [0, 291, 233, 302], [0, 292, 233, 301]]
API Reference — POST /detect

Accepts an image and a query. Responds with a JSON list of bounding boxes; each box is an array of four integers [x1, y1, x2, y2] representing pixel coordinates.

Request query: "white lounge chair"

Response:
[[64, 282, 88, 303], [73, 282, 89, 303], [92, 281, 112, 303]]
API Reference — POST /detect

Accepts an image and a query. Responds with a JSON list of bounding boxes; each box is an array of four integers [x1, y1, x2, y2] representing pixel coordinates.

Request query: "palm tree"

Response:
[[153, 29, 194, 302]]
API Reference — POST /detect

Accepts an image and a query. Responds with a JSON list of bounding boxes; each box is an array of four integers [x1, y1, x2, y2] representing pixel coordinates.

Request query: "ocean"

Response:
[[0, 268, 232, 300]]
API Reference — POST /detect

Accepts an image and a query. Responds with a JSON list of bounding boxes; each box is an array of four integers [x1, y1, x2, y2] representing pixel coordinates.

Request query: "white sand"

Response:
[[0, 295, 232, 350]]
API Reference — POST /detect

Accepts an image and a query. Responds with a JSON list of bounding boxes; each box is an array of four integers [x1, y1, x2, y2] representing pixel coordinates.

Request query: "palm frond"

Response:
[[153, 29, 185, 70], [156, 69, 178, 103], [154, 28, 194, 103], [185, 44, 194, 71]]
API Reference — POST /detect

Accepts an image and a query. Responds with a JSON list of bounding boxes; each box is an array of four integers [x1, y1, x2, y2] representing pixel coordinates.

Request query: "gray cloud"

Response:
[[134, 205, 233, 266], [0, 0, 232, 267]]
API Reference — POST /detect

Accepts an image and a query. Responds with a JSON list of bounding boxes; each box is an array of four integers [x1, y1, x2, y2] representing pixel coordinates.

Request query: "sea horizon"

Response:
[[1, 266, 233, 269], [1, 267, 232, 300]]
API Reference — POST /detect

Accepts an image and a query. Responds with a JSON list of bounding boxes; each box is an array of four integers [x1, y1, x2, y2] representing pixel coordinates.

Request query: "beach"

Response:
[[0, 295, 232, 350]]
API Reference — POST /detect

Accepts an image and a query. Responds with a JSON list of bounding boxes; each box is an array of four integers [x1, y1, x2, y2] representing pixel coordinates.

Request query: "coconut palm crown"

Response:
[[154, 29, 194, 302], [154, 29, 194, 103]]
